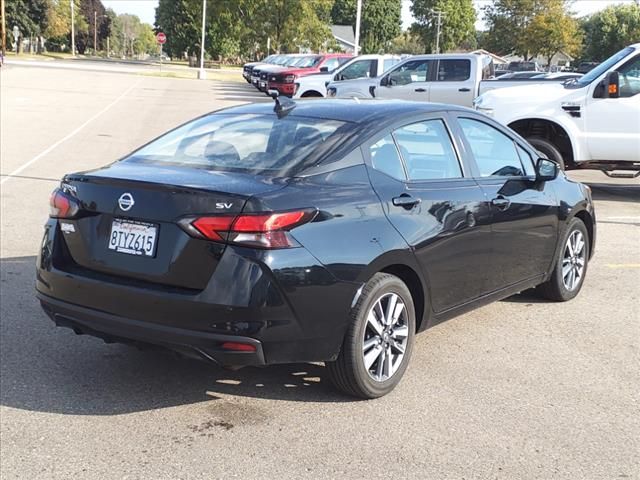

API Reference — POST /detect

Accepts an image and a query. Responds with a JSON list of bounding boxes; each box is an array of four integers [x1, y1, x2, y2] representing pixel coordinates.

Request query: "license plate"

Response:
[[260, 81, 266, 89], [108, 219, 158, 257]]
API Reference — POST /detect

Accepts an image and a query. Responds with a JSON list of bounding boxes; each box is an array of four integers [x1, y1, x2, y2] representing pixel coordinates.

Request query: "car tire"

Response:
[[326, 273, 416, 399], [527, 137, 566, 170], [538, 217, 589, 301]]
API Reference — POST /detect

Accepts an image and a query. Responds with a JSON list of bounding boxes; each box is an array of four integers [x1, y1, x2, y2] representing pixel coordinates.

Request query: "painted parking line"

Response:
[[605, 264, 640, 268], [0, 78, 143, 186]]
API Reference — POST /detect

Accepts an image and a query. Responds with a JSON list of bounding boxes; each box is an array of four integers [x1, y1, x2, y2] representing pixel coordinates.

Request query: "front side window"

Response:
[[387, 60, 432, 85], [459, 118, 525, 177], [369, 135, 406, 180], [393, 120, 462, 180], [437, 60, 471, 82], [128, 114, 348, 175], [338, 60, 375, 80], [618, 55, 640, 97]]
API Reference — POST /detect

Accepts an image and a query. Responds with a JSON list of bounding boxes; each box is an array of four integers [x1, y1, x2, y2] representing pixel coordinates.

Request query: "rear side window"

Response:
[[393, 120, 462, 180], [437, 60, 471, 81], [369, 135, 406, 180], [459, 118, 525, 177], [127, 114, 348, 175]]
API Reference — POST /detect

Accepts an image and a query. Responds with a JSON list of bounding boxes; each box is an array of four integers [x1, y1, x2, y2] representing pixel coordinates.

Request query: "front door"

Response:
[[365, 115, 493, 313], [376, 59, 434, 102], [585, 54, 640, 161], [455, 115, 559, 291]]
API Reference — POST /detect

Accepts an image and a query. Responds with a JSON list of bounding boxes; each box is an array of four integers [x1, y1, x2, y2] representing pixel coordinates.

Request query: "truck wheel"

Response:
[[301, 91, 323, 98], [527, 137, 565, 170], [326, 273, 415, 399], [537, 217, 589, 301]]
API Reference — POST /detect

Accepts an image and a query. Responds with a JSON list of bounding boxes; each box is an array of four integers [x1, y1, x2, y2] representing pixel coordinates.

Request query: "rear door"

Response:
[[429, 59, 475, 107], [453, 114, 559, 291], [376, 59, 435, 102], [364, 114, 493, 313]]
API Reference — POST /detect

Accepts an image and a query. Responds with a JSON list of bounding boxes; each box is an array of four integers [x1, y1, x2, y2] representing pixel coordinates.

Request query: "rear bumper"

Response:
[[36, 220, 360, 365], [38, 292, 266, 366]]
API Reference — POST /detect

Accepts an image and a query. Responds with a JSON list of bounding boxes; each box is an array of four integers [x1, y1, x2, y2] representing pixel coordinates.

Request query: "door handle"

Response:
[[458, 88, 471, 92], [491, 196, 511, 210], [393, 195, 421, 209], [414, 88, 427, 93]]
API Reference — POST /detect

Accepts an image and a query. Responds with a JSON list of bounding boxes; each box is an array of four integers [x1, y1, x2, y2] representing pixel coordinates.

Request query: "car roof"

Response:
[[213, 99, 471, 124]]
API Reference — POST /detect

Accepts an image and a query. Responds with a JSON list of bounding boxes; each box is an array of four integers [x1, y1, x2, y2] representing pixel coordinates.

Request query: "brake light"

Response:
[[49, 189, 79, 218], [221, 342, 256, 352], [186, 209, 316, 249]]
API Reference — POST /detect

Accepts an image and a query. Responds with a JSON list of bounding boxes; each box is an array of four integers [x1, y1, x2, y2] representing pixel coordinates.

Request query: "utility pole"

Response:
[[198, 0, 206, 79], [93, 11, 97, 54], [70, 0, 75, 56], [430, 9, 444, 54], [354, 0, 362, 55]]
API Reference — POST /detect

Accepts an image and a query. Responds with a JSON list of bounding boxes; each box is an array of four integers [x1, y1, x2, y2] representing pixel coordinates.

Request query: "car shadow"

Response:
[[0, 256, 353, 416], [587, 182, 640, 204], [501, 288, 548, 304]]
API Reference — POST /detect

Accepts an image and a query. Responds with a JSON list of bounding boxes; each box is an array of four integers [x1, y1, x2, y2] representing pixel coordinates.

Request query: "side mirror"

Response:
[[380, 76, 388, 87], [595, 71, 620, 98], [536, 158, 558, 181], [319, 66, 329, 73]]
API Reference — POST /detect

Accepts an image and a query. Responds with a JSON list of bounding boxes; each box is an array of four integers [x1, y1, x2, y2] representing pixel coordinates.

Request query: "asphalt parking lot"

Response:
[[1, 65, 639, 479]]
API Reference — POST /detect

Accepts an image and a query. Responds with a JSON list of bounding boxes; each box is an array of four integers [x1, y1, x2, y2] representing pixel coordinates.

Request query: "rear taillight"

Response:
[[49, 188, 79, 218], [183, 209, 316, 249]]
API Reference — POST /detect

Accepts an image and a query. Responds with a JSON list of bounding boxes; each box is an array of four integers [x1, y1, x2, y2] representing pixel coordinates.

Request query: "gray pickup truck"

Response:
[[327, 53, 575, 107]]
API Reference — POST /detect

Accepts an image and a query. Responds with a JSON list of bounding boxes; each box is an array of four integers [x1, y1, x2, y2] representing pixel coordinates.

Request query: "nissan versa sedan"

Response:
[[36, 99, 595, 399]]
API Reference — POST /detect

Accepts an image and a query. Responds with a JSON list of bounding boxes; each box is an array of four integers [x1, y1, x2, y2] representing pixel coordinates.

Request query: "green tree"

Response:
[[526, 2, 581, 66], [155, 0, 201, 58], [389, 31, 424, 54], [330, 0, 402, 54], [360, 0, 401, 53], [411, 0, 476, 53], [581, 3, 640, 61], [5, 0, 49, 51]]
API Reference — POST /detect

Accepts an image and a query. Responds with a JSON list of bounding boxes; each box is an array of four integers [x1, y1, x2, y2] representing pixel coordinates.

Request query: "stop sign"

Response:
[[156, 32, 166, 45]]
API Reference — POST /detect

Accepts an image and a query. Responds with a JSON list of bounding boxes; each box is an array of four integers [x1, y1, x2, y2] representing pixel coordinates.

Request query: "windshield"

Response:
[[293, 56, 321, 68], [125, 114, 350, 175], [573, 47, 634, 87]]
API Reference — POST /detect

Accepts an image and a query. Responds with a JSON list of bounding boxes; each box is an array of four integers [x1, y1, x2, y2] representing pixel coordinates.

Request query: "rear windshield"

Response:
[[125, 113, 350, 175]]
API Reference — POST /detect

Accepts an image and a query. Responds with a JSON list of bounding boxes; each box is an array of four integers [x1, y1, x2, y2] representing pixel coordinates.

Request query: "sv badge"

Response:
[[216, 202, 233, 209]]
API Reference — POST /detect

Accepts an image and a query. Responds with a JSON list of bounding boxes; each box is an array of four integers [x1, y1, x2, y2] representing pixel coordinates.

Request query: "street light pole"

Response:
[[432, 9, 444, 54], [354, 0, 362, 56], [93, 11, 97, 55], [70, 0, 75, 56], [198, 0, 206, 79]]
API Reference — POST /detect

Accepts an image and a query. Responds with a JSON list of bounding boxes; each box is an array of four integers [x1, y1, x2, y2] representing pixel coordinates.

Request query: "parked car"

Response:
[[266, 53, 353, 96], [495, 71, 543, 80], [242, 54, 282, 83], [254, 55, 315, 91], [507, 61, 542, 72], [293, 54, 403, 99], [250, 55, 302, 88], [474, 43, 640, 176], [327, 53, 495, 107], [37, 98, 595, 399], [576, 61, 600, 74]]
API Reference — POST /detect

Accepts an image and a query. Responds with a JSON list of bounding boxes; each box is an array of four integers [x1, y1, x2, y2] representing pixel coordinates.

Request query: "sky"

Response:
[[103, 0, 636, 30]]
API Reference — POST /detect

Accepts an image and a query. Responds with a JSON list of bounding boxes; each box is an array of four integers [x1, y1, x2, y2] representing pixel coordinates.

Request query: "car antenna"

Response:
[[268, 90, 296, 118]]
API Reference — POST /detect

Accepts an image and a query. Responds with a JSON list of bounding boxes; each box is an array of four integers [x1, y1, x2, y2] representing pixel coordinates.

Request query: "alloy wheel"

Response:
[[362, 293, 409, 382], [562, 230, 586, 291]]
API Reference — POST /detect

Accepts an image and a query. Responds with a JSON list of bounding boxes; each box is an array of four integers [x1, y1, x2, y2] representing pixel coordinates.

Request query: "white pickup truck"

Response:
[[326, 53, 495, 107], [293, 54, 402, 98], [474, 44, 640, 176]]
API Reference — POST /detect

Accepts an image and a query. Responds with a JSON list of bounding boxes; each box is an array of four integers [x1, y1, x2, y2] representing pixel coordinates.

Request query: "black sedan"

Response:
[[36, 99, 595, 399]]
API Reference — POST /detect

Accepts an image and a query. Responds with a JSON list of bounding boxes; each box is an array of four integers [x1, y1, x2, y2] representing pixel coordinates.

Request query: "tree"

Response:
[[388, 31, 424, 55], [581, 3, 640, 61], [526, 2, 581, 66], [411, 0, 476, 53], [330, 0, 402, 54], [155, 0, 201, 58], [482, 0, 547, 58], [5, 0, 49, 51]]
